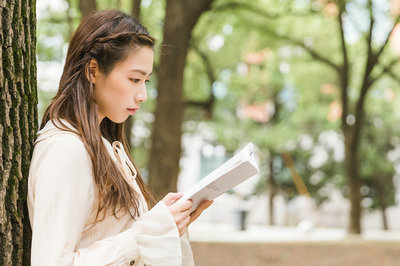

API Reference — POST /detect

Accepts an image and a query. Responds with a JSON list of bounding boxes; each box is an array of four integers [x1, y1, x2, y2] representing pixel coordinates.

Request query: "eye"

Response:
[[145, 80, 150, 84], [130, 78, 141, 83]]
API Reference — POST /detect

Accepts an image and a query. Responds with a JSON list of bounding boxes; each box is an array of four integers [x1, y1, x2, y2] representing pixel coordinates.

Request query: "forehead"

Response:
[[114, 46, 154, 74]]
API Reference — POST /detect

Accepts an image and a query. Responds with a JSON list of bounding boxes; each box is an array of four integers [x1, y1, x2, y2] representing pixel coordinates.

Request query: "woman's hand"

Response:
[[162, 193, 192, 237], [188, 199, 213, 226], [162, 193, 213, 237]]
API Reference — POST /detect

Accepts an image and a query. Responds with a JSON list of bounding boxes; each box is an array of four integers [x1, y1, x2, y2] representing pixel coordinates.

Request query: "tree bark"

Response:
[[124, 117, 133, 150], [267, 156, 276, 225], [148, 0, 214, 199], [0, 0, 37, 264], [123, 0, 143, 150], [65, 0, 74, 40], [337, 3, 363, 233], [381, 206, 389, 231], [343, 127, 362, 234], [131, 0, 142, 19], [79, 0, 97, 19]]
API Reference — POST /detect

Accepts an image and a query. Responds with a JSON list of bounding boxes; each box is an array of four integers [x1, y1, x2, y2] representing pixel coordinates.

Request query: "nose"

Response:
[[135, 93, 146, 103], [135, 88, 147, 103]]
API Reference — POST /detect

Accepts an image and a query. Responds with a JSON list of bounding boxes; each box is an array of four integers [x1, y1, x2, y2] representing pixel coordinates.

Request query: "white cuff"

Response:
[[181, 232, 195, 266], [131, 201, 182, 266]]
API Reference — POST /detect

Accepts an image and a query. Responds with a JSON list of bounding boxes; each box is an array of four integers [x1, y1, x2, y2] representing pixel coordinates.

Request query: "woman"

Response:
[[27, 9, 211, 266]]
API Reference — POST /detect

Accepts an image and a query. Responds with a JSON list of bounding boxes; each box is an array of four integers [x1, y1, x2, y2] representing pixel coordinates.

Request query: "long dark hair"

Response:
[[41, 9, 156, 221]]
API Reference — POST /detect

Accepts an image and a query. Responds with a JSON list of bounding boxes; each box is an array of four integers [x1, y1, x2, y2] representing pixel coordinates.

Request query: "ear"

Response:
[[87, 59, 99, 84]]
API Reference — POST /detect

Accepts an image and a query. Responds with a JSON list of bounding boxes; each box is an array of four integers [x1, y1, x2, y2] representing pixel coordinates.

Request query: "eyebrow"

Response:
[[129, 69, 152, 76]]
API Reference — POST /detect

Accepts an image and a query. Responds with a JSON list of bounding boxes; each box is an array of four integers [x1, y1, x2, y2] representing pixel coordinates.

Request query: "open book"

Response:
[[177, 143, 259, 212]]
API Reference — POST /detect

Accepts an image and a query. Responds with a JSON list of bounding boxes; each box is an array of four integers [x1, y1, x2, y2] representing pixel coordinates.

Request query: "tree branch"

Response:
[[382, 65, 400, 87], [370, 57, 400, 86], [353, 0, 374, 146], [361, 15, 400, 86], [191, 43, 217, 83], [184, 41, 216, 117], [366, 0, 374, 57], [354, 4, 400, 123], [256, 24, 340, 71], [212, 1, 339, 73], [355, 6, 399, 132], [358, 0, 374, 103], [212, 1, 317, 19], [337, 2, 349, 128], [190, 0, 215, 20], [375, 15, 400, 61]]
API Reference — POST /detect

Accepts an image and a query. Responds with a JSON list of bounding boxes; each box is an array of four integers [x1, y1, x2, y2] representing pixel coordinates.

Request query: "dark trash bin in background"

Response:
[[234, 209, 248, 231]]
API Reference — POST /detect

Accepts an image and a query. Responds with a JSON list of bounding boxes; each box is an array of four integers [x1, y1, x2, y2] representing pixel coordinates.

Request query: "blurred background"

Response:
[[37, 0, 400, 265]]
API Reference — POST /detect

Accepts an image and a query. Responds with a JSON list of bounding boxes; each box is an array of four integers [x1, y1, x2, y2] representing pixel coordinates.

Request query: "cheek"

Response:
[[115, 85, 135, 106], [96, 78, 126, 112], [103, 77, 131, 102]]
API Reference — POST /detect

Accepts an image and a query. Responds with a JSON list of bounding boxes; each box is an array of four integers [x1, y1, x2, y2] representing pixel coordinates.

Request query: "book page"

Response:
[[177, 143, 259, 211]]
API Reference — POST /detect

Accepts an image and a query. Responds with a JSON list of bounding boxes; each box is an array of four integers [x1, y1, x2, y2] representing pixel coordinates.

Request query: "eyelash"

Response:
[[130, 78, 150, 84]]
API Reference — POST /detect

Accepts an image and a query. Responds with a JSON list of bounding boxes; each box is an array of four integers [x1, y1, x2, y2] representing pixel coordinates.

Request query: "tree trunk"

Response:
[[65, 0, 74, 40], [267, 156, 276, 225], [343, 127, 362, 234], [124, 117, 133, 150], [0, 0, 37, 265], [381, 205, 389, 231], [116, 0, 122, 10], [131, 0, 142, 19], [123, 0, 143, 150], [79, 0, 97, 19], [148, 0, 214, 199]]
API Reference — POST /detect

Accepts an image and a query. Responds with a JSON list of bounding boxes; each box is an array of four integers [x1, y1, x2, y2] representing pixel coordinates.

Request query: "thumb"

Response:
[[162, 192, 184, 206]]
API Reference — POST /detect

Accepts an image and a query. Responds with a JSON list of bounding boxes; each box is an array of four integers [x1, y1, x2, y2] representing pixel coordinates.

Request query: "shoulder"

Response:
[[34, 119, 86, 151], [29, 121, 94, 189], [35, 134, 87, 159], [35, 119, 81, 144], [32, 120, 90, 167]]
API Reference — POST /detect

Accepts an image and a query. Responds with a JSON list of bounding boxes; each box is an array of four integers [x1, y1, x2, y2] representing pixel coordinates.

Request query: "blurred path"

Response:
[[191, 241, 400, 266], [189, 222, 400, 242], [190, 223, 400, 265]]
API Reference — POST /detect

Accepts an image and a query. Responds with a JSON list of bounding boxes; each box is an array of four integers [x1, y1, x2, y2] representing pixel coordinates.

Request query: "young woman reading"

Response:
[[27, 9, 212, 266]]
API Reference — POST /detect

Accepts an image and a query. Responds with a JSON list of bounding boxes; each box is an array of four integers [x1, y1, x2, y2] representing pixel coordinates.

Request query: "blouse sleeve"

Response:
[[28, 134, 182, 266]]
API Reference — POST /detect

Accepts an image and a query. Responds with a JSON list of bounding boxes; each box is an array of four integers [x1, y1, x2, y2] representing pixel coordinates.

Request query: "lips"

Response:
[[127, 108, 137, 115]]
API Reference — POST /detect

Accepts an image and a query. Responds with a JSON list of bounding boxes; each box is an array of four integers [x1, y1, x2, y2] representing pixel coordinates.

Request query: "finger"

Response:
[[162, 192, 183, 206], [190, 201, 209, 219], [195, 200, 213, 213], [178, 216, 191, 237], [169, 200, 192, 213], [175, 209, 191, 223], [180, 200, 193, 212], [189, 200, 213, 224]]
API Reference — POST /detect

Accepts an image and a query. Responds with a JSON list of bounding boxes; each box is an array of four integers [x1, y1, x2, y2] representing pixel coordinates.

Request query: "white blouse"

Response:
[[27, 120, 194, 266]]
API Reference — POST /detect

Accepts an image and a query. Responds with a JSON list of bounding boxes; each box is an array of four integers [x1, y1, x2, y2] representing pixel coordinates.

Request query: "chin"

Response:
[[107, 115, 129, 124]]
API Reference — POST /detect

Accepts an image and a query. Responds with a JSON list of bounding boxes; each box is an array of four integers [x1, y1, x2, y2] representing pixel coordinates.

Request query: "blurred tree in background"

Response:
[[360, 101, 399, 230], [34, 0, 400, 236], [148, 0, 215, 200], [186, 0, 400, 234]]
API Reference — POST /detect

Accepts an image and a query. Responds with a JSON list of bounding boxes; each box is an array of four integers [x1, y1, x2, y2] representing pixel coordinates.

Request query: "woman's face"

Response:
[[92, 46, 154, 123]]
